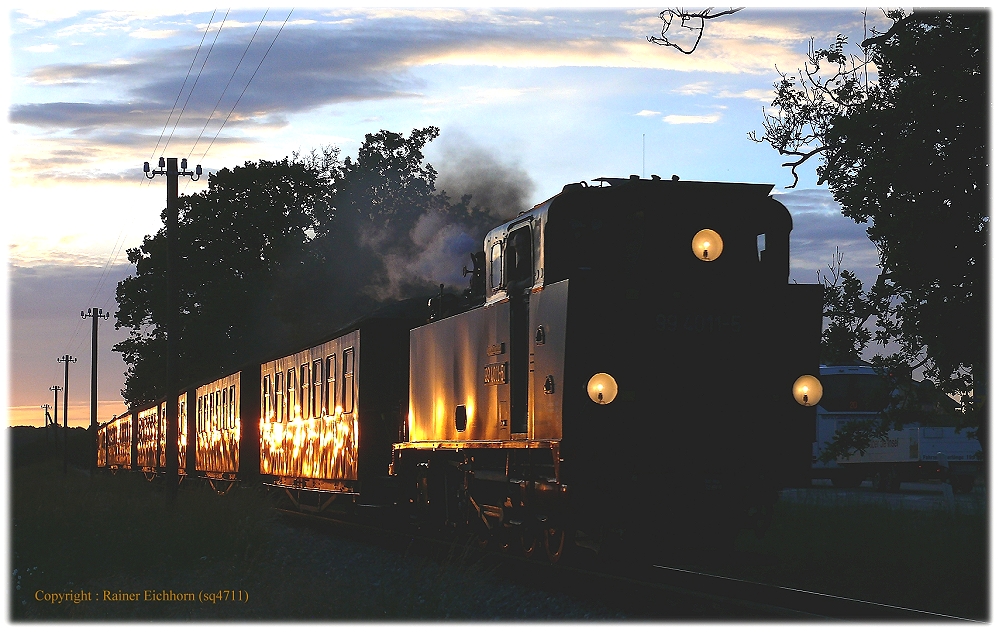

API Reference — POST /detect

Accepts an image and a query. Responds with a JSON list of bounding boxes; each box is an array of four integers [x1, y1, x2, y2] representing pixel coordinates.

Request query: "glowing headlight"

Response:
[[586, 373, 618, 405], [792, 374, 823, 406], [692, 228, 723, 261]]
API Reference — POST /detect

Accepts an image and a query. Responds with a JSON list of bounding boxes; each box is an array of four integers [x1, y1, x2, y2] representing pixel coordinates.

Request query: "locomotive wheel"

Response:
[[543, 525, 566, 564]]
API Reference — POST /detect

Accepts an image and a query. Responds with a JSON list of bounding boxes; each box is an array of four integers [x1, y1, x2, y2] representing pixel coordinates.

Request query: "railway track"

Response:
[[275, 508, 977, 621]]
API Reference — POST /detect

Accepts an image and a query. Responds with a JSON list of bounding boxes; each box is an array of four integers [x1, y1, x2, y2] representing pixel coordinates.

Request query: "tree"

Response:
[[114, 158, 331, 405], [314, 128, 498, 304], [115, 128, 505, 407], [818, 248, 876, 366], [752, 11, 986, 448]]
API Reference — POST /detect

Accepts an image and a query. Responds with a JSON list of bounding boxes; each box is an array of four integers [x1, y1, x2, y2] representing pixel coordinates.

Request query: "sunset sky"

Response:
[[6, 5, 890, 427]]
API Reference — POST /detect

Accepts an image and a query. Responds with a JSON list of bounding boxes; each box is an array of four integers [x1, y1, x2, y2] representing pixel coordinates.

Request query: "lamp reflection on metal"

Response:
[[692, 229, 723, 261], [587, 373, 618, 405], [792, 374, 823, 406]]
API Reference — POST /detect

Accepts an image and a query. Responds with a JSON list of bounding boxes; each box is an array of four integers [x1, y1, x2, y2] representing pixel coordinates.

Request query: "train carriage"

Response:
[[258, 314, 417, 507], [193, 367, 259, 490], [134, 394, 190, 478], [97, 410, 135, 470], [391, 176, 822, 559]]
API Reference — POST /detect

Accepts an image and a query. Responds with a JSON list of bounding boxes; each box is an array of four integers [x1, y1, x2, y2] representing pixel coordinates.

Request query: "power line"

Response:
[[162, 9, 229, 157], [195, 8, 293, 171], [149, 10, 218, 169], [187, 9, 270, 162]]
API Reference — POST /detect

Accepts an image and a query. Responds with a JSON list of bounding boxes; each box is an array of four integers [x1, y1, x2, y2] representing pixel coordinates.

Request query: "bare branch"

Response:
[[647, 7, 744, 54]]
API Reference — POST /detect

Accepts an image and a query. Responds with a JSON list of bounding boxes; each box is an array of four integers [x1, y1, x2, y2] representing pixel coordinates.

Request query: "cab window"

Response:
[[490, 241, 503, 290]]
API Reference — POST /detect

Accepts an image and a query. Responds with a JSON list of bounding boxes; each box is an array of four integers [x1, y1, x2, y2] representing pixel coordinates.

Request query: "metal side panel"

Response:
[[529, 280, 568, 440], [409, 301, 511, 442], [259, 330, 360, 483], [135, 403, 160, 469], [195, 371, 242, 475]]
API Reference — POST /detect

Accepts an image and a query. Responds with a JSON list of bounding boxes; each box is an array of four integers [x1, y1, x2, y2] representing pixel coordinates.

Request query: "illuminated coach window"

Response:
[[300, 364, 309, 420], [229, 385, 236, 428], [288, 369, 298, 419], [343, 348, 355, 414], [275, 371, 285, 423], [312, 359, 323, 419], [221, 387, 227, 429], [263, 375, 271, 421], [326, 355, 337, 415]]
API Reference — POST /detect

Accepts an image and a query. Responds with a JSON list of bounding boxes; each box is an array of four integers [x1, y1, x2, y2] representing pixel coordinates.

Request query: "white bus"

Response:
[[813, 364, 980, 492]]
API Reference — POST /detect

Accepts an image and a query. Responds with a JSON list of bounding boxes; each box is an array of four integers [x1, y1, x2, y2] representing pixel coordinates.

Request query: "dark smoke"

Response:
[[360, 136, 537, 301], [435, 134, 536, 222]]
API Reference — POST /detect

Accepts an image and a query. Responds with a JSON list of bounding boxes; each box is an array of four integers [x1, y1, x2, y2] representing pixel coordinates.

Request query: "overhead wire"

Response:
[[194, 9, 294, 167], [61, 11, 221, 363], [144, 10, 218, 187], [161, 9, 229, 157], [186, 9, 269, 166]]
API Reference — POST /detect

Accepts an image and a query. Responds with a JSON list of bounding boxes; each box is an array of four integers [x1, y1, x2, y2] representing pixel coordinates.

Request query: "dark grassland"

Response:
[[11, 427, 623, 620], [10, 427, 987, 620]]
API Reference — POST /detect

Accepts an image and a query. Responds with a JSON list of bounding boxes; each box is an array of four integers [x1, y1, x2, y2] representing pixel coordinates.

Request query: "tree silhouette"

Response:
[[751, 11, 986, 444], [114, 158, 331, 405], [114, 128, 501, 407], [818, 248, 876, 366]]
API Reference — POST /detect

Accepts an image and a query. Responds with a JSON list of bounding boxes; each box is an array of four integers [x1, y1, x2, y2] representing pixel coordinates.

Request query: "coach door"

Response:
[[506, 223, 533, 436]]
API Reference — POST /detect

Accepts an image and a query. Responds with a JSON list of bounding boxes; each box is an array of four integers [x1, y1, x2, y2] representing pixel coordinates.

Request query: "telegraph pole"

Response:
[[82, 308, 110, 473], [41, 404, 52, 443], [144, 157, 201, 501], [57, 355, 76, 474], [50, 385, 61, 446]]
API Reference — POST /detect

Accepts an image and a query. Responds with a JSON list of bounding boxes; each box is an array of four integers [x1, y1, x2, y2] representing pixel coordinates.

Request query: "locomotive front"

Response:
[[548, 179, 821, 548], [395, 176, 821, 558]]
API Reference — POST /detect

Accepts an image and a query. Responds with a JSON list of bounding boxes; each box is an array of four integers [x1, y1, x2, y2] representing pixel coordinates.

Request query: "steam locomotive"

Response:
[[98, 175, 822, 561]]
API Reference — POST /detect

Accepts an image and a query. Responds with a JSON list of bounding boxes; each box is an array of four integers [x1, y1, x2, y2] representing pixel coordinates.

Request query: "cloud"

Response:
[[16, 7, 828, 133], [673, 81, 712, 95], [129, 28, 179, 39], [662, 114, 721, 124], [25, 44, 58, 53], [717, 88, 774, 102], [635, 109, 661, 117], [776, 188, 881, 287], [13, 8, 82, 28]]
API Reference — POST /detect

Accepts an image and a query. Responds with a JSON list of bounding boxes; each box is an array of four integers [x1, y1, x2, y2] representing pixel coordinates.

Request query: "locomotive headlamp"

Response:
[[587, 373, 618, 405], [692, 229, 723, 261], [792, 374, 823, 406]]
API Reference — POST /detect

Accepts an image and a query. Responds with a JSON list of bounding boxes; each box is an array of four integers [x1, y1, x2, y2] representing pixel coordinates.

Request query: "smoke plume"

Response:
[[435, 134, 536, 222], [361, 136, 538, 301]]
